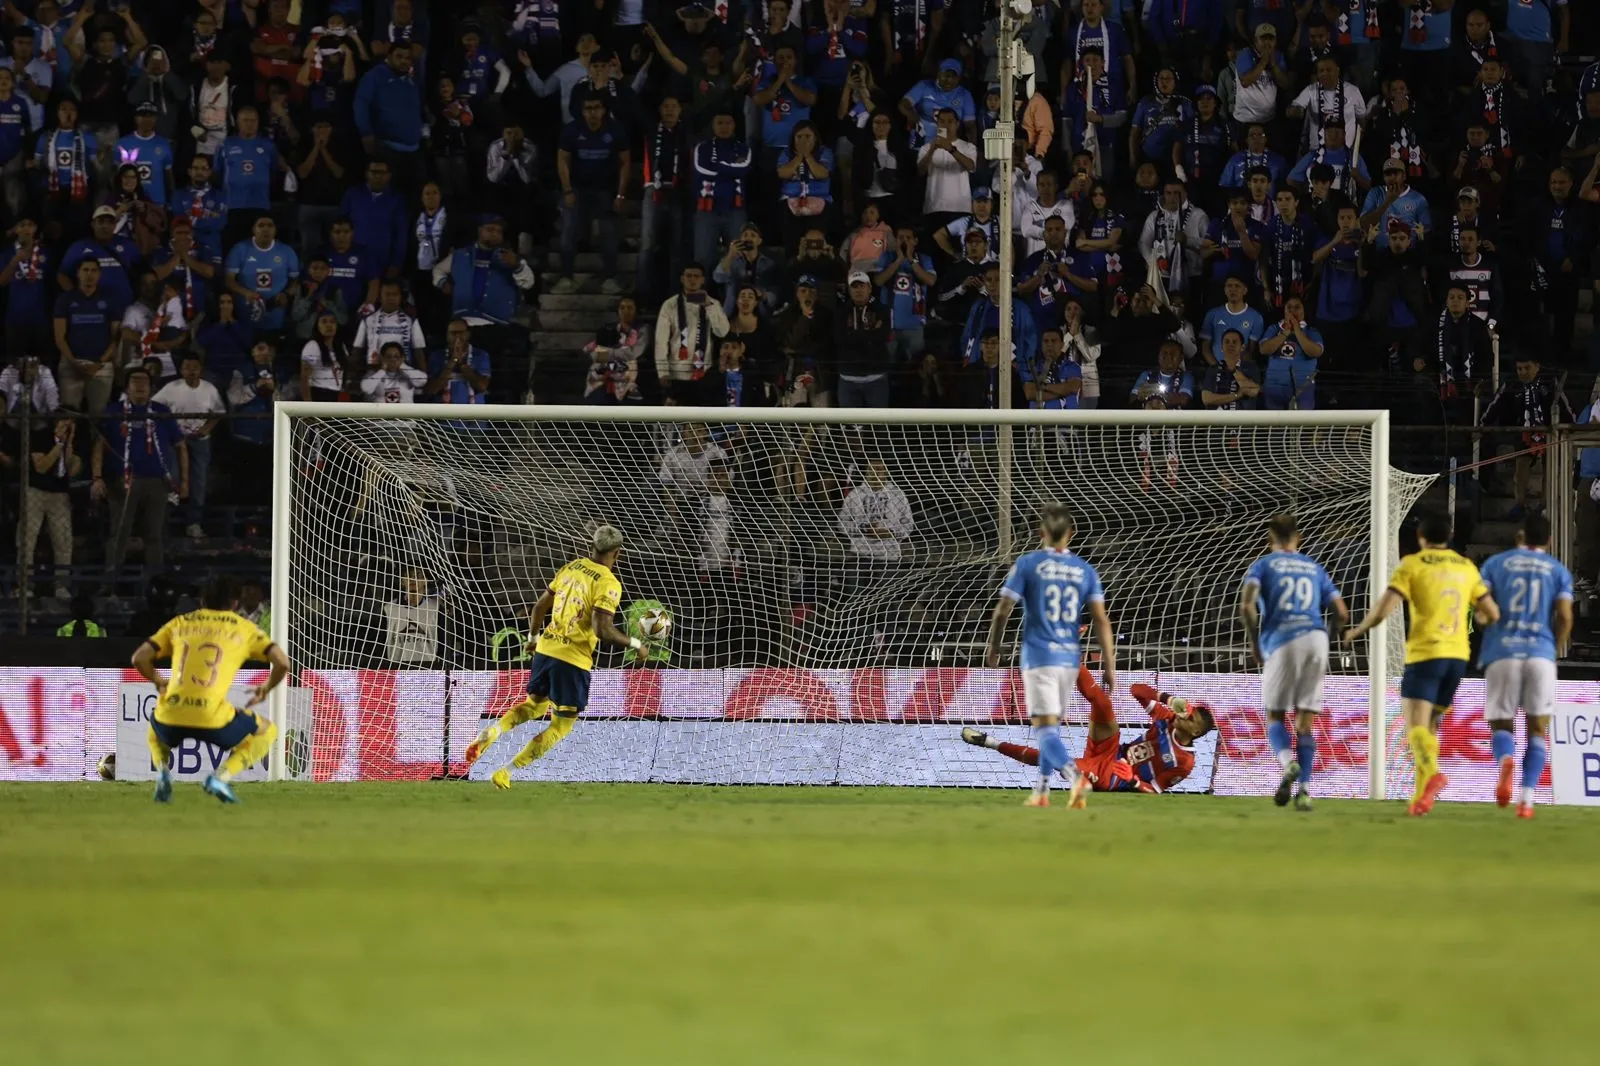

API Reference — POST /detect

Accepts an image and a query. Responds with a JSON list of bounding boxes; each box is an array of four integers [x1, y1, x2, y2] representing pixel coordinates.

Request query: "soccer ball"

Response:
[[639, 607, 673, 642], [97, 753, 116, 781]]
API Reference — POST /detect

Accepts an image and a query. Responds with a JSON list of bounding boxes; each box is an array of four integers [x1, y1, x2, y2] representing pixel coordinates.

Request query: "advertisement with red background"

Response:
[[4, 667, 1596, 801]]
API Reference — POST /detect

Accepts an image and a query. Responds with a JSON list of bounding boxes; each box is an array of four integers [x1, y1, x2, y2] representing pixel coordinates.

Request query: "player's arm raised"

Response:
[[1090, 599, 1116, 694], [592, 607, 647, 657], [1341, 588, 1402, 644]]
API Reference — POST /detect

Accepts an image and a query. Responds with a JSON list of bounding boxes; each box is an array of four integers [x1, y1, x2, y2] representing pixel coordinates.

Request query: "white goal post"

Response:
[[269, 404, 1432, 798]]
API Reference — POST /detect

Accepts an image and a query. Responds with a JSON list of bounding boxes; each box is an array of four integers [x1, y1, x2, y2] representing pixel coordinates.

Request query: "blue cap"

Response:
[[1194, 84, 1218, 99], [938, 58, 962, 75], [479, 212, 506, 226], [796, 273, 818, 289], [972, 186, 992, 201]]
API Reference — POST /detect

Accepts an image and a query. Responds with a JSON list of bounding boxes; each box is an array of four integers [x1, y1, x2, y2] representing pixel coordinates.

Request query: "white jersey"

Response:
[[355, 309, 427, 365], [361, 366, 427, 404]]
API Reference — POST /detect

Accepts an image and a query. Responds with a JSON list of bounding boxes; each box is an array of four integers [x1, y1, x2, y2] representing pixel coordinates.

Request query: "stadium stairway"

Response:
[[530, 200, 644, 404]]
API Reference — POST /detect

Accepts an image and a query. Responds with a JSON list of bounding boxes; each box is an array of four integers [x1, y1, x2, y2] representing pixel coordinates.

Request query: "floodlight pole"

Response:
[[992, 1, 1019, 557]]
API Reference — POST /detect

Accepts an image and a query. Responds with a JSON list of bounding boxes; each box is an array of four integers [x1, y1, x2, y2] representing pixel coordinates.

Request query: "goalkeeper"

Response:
[[962, 669, 1217, 793], [621, 599, 673, 665], [466, 525, 648, 787]]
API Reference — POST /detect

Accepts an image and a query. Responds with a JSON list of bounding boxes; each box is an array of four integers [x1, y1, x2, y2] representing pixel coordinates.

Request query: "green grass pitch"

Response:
[[2, 783, 1597, 1066]]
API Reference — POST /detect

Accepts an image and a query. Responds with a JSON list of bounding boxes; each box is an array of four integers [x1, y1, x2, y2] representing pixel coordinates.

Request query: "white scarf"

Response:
[[416, 207, 447, 271]]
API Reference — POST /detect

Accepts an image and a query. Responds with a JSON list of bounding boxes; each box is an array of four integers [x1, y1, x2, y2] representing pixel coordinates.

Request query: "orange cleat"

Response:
[[1495, 757, 1515, 808], [464, 739, 488, 767], [1408, 799, 1426, 817], [1022, 793, 1050, 808], [1067, 775, 1090, 810], [1516, 803, 1535, 820], [1415, 772, 1449, 816]]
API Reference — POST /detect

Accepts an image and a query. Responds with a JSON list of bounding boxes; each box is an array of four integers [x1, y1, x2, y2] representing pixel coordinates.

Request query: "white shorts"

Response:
[[1483, 658, 1557, 722], [1261, 630, 1329, 713], [1023, 666, 1076, 721]]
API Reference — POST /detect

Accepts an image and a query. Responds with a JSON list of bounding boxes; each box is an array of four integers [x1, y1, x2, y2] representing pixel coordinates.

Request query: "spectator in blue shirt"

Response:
[[1259, 296, 1324, 409], [194, 290, 253, 393], [339, 159, 409, 283], [1131, 339, 1195, 408], [169, 154, 227, 265], [874, 225, 937, 361], [320, 218, 379, 313], [1360, 157, 1431, 250], [115, 104, 175, 204], [224, 216, 300, 333], [1200, 329, 1262, 410], [0, 216, 51, 356], [426, 319, 492, 404], [354, 41, 424, 200], [1023, 326, 1084, 410], [0, 67, 28, 219], [753, 43, 818, 169], [53, 257, 120, 412], [691, 109, 753, 275], [899, 58, 974, 146], [1200, 276, 1266, 365], [1199, 192, 1264, 303], [91, 366, 187, 579], [1130, 69, 1192, 171], [218, 106, 277, 246], [35, 97, 96, 240], [57, 206, 139, 308], [554, 94, 630, 295]]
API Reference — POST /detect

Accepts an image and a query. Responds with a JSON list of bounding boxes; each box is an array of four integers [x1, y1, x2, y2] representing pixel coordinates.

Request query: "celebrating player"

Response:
[[1478, 514, 1573, 819], [465, 525, 647, 789], [1342, 513, 1499, 816], [962, 669, 1217, 793], [130, 575, 292, 804], [1239, 515, 1349, 811], [983, 504, 1114, 808]]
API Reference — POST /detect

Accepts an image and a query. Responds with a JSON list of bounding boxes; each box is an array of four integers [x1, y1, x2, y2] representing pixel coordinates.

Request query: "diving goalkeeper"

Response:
[[465, 525, 648, 788], [963, 669, 1217, 792]]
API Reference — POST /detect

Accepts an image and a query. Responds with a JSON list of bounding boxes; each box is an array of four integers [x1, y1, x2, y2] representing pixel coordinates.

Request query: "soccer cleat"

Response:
[[1414, 772, 1449, 816], [1294, 788, 1313, 812], [152, 768, 172, 804], [1066, 774, 1090, 810], [202, 775, 239, 804], [1274, 761, 1300, 807], [1022, 792, 1049, 808], [491, 768, 513, 790], [1516, 802, 1534, 820], [960, 727, 990, 747], [464, 726, 500, 768], [1407, 800, 1425, 817], [1494, 756, 1515, 808]]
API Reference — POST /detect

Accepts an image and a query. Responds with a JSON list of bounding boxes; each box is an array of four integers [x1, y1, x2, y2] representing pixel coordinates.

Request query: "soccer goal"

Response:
[[269, 405, 1433, 798]]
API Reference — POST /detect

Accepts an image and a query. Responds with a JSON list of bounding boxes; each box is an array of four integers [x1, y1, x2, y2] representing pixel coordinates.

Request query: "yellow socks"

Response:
[[511, 712, 576, 768], [220, 720, 279, 782], [485, 698, 550, 743], [146, 727, 172, 773], [1408, 725, 1438, 801]]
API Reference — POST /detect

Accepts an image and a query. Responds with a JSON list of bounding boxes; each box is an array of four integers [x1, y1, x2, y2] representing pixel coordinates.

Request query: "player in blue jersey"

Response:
[[1239, 514, 1348, 811], [985, 504, 1116, 808], [1478, 514, 1574, 819]]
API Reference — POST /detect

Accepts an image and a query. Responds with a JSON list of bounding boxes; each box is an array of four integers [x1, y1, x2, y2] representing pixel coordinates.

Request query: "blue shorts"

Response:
[[150, 709, 261, 751], [527, 653, 590, 715], [1399, 659, 1468, 708]]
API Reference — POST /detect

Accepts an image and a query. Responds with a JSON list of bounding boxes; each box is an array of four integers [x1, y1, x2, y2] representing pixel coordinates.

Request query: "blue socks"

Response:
[[1296, 733, 1316, 786], [1490, 728, 1516, 765], [1267, 718, 1292, 762], [1035, 725, 1069, 783], [1523, 734, 1548, 791]]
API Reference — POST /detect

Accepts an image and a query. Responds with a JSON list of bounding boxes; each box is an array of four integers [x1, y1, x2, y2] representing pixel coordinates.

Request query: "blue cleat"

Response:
[[202, 775, 239, 804], [153, 768, 172, 804]]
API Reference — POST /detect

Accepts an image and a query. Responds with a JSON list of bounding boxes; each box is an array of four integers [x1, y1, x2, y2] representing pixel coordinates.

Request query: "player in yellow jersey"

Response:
[[465, 524, 648, 789], [1342, 513, 1499, 816], [130, 576, 292, 804]]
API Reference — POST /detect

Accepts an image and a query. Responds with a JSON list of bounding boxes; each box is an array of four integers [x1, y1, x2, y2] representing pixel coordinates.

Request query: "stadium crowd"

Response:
[[0, 0, 1597, 615]]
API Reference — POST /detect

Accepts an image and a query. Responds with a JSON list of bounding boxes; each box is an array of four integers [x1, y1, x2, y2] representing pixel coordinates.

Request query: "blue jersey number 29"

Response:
[[1276, 576, 1315, 612], [1043, 584, 1081, 625]]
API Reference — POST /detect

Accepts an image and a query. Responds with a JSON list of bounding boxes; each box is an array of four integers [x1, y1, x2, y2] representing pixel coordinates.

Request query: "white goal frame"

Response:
[[269, 404, 1397, 798]]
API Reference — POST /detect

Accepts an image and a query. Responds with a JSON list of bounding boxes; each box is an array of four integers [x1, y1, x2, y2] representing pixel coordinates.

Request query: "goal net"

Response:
[[270, 406, 1433, 797]]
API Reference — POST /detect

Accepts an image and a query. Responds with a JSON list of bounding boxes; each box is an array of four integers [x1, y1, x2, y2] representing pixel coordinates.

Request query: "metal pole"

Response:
[[268, 402, 292, 779], [1368, 411, 1391, 801], [18, 376, 31, 635], [994, 1, 1017, 557]]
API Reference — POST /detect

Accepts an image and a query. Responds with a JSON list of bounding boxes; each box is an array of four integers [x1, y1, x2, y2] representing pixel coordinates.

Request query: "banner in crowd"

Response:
[[3, 667, 1596, 801]]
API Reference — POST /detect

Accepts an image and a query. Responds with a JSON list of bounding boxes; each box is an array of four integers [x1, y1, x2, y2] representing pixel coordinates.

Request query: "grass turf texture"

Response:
[[2, 785, 1597, 1066]]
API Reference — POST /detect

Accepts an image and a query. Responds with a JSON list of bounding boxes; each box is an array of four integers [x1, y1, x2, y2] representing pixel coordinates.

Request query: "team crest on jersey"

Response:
[[136, 163, 153, 181], [255, 270, 273, 289], [241, 160, 255, 174], [893, 275, 913, 293], [55, 148, 72, 167]]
